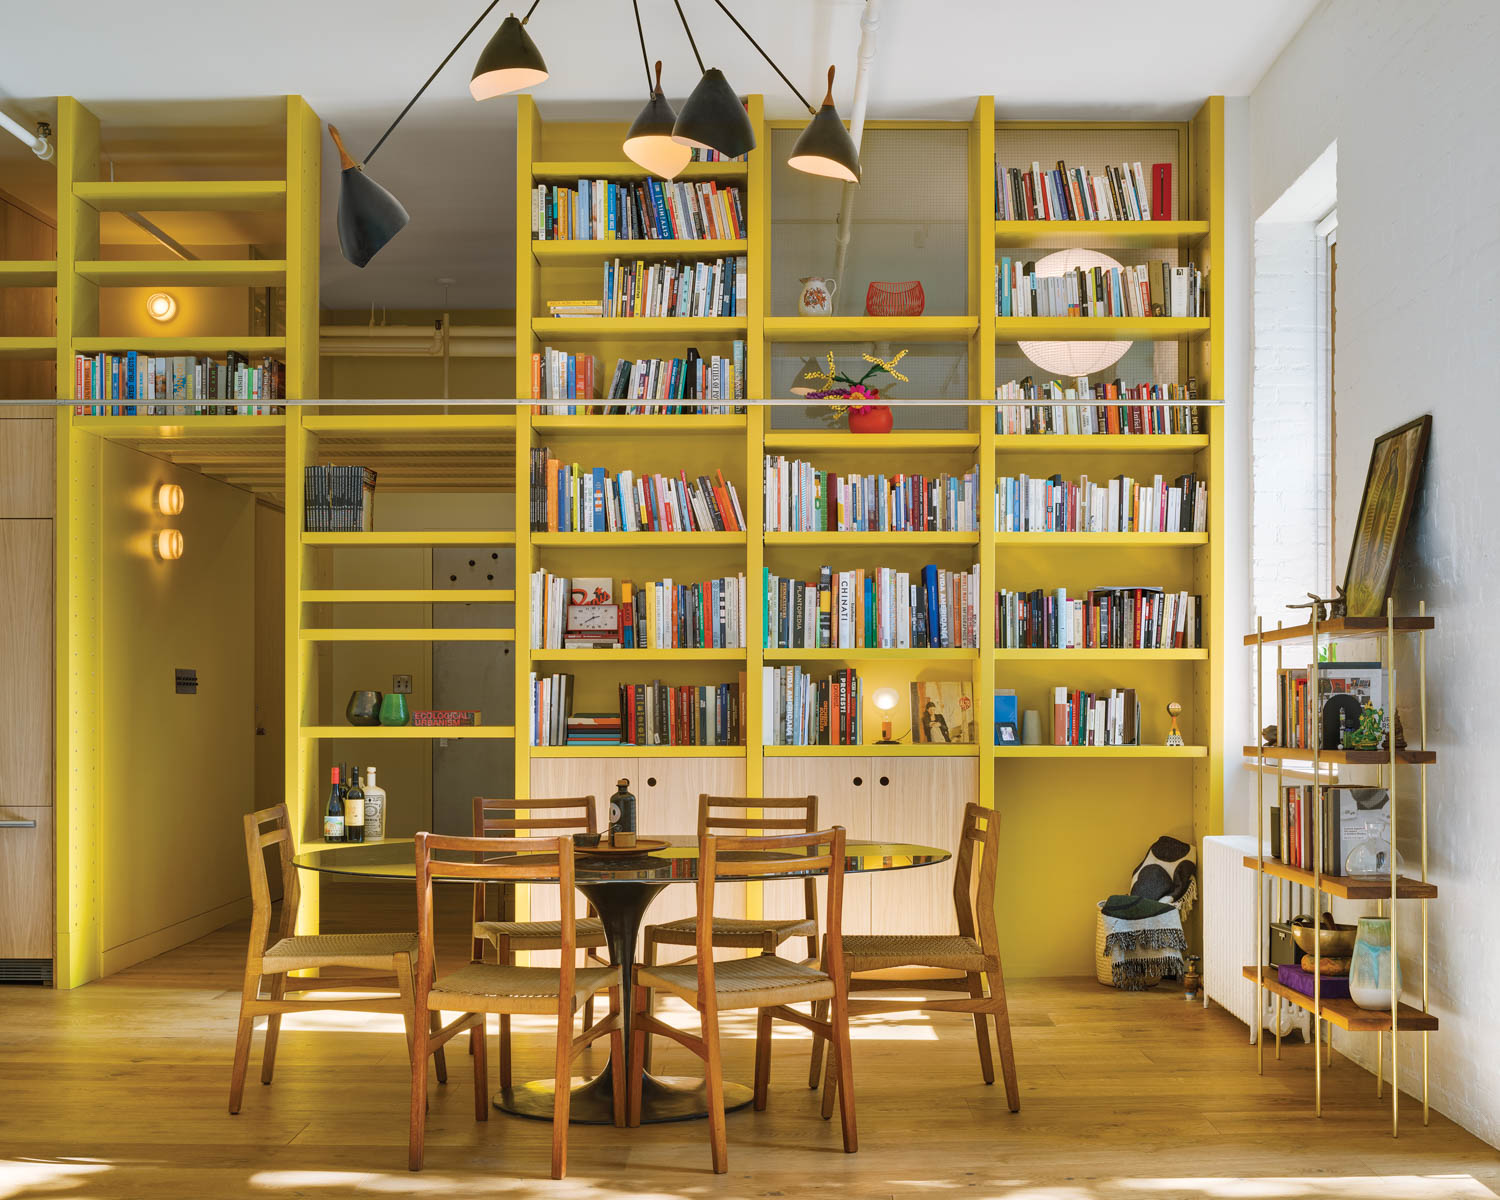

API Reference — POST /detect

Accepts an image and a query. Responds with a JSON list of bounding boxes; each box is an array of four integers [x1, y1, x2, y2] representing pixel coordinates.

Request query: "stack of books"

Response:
[[995, 472, 1207, 534], [996, 586, 1202, 650], [531, 178, 744, 241], [994, 159, 1168, 221], [1053, 686, 1140, 746], [764, 457, 979, 532], [765, 564, 980, 650], [529, 448, 745, 534], [531, 671, 574, 745], [565, 712, 623, 745], [302, 464, 376, 533], [762, 666, 862, 746]]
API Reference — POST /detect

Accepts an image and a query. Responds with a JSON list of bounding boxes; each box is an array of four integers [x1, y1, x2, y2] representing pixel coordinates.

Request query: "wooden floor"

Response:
[[3, 884, 1496, 1200]]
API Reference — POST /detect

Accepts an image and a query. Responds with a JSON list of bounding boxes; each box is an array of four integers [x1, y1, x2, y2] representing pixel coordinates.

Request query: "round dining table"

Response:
[[294, 833, 949, 1126]]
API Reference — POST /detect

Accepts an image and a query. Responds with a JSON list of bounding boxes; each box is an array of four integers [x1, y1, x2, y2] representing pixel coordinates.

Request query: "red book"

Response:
[[1151, 163, 1172, 220]]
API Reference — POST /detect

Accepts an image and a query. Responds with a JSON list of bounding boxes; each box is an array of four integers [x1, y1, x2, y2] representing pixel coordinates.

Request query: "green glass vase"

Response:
[[378, 693, 410, 726]]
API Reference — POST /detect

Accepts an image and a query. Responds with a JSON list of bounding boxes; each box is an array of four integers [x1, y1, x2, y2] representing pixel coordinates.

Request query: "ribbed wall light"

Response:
[[469, 11, 549, 100]]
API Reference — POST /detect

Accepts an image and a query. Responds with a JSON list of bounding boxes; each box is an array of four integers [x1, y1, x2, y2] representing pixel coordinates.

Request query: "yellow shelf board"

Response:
[[299, 628, 516, 642], [764, 531, 979, 547], [301, 531, 516, 547], [531, 316, 748, 339], [74, 179, 288, 211], [993, 532, 1208, 547], [534, 238, 747, 261], [994, 434, 1209, 453], [529, 744, 746, 758], [531, 160, 748, 181], [1241, 857, 1438, 900], [995, 317, 1210, 341], [301, 725, 515, 739], [73, 336, 286, 354], [300, 589, 513, 604], [0, 260, 57, 286], [994, 745, 1207, 759], [75, 259, 287, 287], [994, 220, 1210, 248], [763, 431, 980, 452], [993, 647, 1207, 661], [763, 744, 980, 758], [1242, 968, 1439, 1033], [530, 532, 745, 548], [530, 414, 747, 434], [763, 648, 975, 664], [302, 413, 517, 434], [0, 336, 57, 359], [763, 316, 979, 343], [530, 647, 744, 662], [73, 414, 286, 437]]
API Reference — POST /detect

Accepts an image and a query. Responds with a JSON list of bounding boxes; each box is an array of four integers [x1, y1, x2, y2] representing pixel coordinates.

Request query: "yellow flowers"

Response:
[[860, 348, 909, 383], [802, 351, 841, 391]]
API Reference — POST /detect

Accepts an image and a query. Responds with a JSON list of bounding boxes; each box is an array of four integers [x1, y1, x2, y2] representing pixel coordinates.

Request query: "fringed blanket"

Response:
[[1099, 894, 1187, 990]]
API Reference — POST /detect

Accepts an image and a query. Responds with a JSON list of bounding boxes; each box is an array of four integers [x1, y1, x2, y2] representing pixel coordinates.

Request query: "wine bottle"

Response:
[[362, 767, 387, 841], [323, 766, 345, 843], [345, 767, 366, 844]]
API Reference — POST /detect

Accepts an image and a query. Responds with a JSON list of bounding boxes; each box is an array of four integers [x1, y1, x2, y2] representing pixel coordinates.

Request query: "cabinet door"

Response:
[[0, 420, 53, 516], [0, 807, 53, 959], [867, 757, 974, 937], [762, 757, 873, 937], [0, 521, 52, 807]]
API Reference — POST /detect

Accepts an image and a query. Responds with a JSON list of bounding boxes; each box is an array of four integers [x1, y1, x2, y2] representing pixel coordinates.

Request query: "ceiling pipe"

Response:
[[0, 109, 53, 160], [831, 0, 878, 313]]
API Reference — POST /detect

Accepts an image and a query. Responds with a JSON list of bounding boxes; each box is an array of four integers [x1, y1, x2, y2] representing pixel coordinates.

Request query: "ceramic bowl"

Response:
[[1290, 921, 1358, 957]]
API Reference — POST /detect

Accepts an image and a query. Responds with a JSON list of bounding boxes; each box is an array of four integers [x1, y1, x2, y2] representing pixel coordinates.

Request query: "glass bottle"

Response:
[[323, 766, 345, 843]]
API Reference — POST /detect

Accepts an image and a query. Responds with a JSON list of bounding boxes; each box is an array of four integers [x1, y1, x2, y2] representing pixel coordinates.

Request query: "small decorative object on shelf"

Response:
[[411, 709, 481, 726], [1021, 709, 1042, 746], [864, 280, 924, 317], [1182, 954, 1201, 1000], [1289, 913, 1358, 958], [797, 274, 837, 316], [1341, 416, 1432, 618], [1342, 703, 1388, 751], [1287, 587, 1346, 622], [1349, 916, 1401, 1010], [378, 692, 410, 727], [1261, 723, 1279, 747], [608, 778, 637, 849], [362, 767, 386, 841], [912, 681, 976, 745], [346, 690, 382, 726], [797, 349, 909, 434], [1165, 701, 1184, 747]]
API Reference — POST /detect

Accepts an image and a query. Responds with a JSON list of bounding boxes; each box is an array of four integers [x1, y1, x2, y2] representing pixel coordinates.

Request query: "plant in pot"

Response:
[[795, 349, 910, 434]]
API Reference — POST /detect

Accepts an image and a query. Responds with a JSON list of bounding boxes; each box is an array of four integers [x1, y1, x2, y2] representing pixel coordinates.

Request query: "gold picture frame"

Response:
[[1341, 415, 1431, 619]]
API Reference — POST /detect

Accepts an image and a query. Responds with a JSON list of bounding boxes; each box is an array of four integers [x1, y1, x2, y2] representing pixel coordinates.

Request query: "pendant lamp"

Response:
[[788, 66, 861, 182], [469, 12, 549, 100], [329, 125, 410, 269], [672, 67, 756, 158], [624, 61, 693, 178]]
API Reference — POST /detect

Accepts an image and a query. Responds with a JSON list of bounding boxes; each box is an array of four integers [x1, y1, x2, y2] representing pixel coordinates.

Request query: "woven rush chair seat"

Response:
[[647, 915, 816, 948], [474, 917, 607, 951], [637, 953, 835, 1009], [262, 932, 420, 971], [841, 933, 989, 973], [431, 962, 617, 1015]]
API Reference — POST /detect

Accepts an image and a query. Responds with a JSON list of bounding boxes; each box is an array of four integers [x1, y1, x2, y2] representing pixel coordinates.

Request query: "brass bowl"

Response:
[[1290, 922, 1357, 957]]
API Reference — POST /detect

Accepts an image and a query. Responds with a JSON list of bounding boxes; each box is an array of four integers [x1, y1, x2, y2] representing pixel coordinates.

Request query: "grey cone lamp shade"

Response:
[[470, 13, 549, 100], [672, 67, 756, 159], [788, 66, 861, 182], [329, 125, 410, 269], [624, 62, 693, 179]]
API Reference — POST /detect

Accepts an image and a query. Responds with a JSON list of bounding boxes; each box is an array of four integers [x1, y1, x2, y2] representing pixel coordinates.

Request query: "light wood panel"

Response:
[[762, 757, 873, 936], [0, 806, 53, 958], [0, 419, 54, 515], [0, 520, 52, 807], [868, 757, 973, 938], [0, 189, 56, 402]]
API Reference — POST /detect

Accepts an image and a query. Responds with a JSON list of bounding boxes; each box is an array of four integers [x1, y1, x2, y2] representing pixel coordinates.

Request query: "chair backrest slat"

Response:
[[471, 797, 595, 935], [951, 803, 1000, 951], [699, 795, 821, 955], [242, 804, 299, 959]]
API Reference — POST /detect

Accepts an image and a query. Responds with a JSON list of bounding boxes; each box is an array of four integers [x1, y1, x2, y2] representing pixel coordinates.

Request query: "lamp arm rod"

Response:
[[363, 0, 509, 164], [671, 0, 706, 74], [630, 0, 656, 92], [707, 0, 816, 113]]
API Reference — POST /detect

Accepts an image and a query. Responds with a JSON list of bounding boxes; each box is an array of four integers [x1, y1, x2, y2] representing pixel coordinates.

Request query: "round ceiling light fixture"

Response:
[[1017, 248, 1132, 377], [145, 292, 177, 322]]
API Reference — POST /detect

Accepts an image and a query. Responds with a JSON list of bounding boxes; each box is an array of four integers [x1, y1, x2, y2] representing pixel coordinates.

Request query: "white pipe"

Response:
[[832, 0, 879, 311], [0, 109, 53, 160]]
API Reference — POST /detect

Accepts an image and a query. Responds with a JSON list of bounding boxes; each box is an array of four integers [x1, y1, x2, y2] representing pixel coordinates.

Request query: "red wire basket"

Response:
[[864, 280, 925, 317]]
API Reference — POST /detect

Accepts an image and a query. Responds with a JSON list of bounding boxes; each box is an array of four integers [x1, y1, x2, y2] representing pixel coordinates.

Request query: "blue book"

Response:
[[923, 564, 941, 648], [591, 467, 606, 532], [864, 578, 874, 648], [1000, 256, 1011, 316], [126, 350, 137, 400]]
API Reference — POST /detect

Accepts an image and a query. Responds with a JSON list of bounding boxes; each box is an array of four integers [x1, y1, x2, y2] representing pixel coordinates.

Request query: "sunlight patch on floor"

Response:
[[0, 1159, 111, 1199], [1114, 1177, 1498, 1199]]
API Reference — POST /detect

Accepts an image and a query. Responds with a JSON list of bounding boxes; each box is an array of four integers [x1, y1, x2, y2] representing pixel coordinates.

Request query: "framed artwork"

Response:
[[910, 681, 975, 744], [1341, 415, 1431, 618], [996, 720, 1020, 746]]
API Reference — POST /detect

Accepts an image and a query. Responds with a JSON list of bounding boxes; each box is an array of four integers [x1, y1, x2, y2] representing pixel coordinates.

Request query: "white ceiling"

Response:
[[0, 0, 1318, 309]]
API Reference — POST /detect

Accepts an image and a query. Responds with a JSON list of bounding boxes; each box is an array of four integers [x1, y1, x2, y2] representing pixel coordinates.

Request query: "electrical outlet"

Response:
[[393, 674, 413, 694]]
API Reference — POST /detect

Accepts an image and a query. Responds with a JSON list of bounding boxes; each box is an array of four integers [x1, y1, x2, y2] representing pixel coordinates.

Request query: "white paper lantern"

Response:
[[1017, 248, 1132, 377]]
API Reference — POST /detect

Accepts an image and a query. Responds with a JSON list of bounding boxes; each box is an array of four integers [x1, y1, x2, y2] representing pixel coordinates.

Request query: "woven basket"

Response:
[[1094, 909, 1161, 990]]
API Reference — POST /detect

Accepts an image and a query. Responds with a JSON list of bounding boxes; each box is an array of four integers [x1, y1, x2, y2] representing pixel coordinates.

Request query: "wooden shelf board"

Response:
[[299, 628, 515, 642], [530, 648, 743, 662], [531, 315, 748, 339], [762, 744, 980, 758], [994, 220, 1210, 248], [993, 647, 1207, 661], [73, 336, 286, 354], [1242, 967, 1439, 1032], [0, 260, 58, 286], [994, 745, 1207, 759], [764, 531, 979, 547], [1242, 746, 1437, 765], [300, 589, 512, 604], [0, 336, 57, 359], [75, 260, 287, 287], [530, 160, 748, 181], [529, 745, 745, 758], [1243, 616, 1436, 646], [994, 434, 1209, 454], [303, 414, 516, 434], [994, 317, 1210, 341], [301, 531, 516, 547], [994, 532, 1208, 547], [74, 179, 287, 211], [763, 316, 979, 343], [530, 532, 745, 548], [763, 431, 980, 452], [1241, 857, 1438, 900], [762, 648, 975, 664], [302, 725, 515, 739], [531, 414, 746, 434], [533, 238, 747, 261]]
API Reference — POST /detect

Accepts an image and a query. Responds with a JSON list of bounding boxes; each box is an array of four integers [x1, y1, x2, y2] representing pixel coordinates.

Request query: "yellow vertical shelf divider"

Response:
[[285, 96, 321, 402], [744, 96, 768, 922], [971, 97, 998, 812]]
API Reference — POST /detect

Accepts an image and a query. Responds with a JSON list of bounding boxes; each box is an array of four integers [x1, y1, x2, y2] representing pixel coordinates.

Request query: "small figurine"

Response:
[[1182, 954, 1202, 1000], [1286, 586, 1347, 622], [1261, 724, 1280, 748], [1165, 701, 1185, 748], [1341, 704, 1388, 752]]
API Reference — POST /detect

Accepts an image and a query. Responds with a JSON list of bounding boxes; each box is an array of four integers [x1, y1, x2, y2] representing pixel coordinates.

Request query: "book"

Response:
[[572, 254, 746, 318], [531, 178, 745, 241], [994, 158, 1159, 222], [614, 679, 742, 746], [995, 259, 1204, 318], [1051, 686, 1139, 746], [302, 464, 376, 533], [764, 456, 979, 532], [994, 375, 1201, 436], [73, 352, 286, 412], [762, 564, 978, 650], [995, 472, 1207, 533], [530, 453, 743, 535], [762, 666, 861, 746], [996, 585, 1201, 649], [531, 343, 745, 402], [910, 681, 976, 744]]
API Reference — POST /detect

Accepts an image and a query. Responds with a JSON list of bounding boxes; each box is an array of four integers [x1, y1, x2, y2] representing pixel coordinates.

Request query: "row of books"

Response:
[[764, 456, 980, 533], [995, 472, 1207, 534], [997, 259, 1205, 319], [765, 565, 980, 651], [73, 352, 286, 403], [1277, 786, 1392, 875], [1053, 685, 1140, 746], [531, 403, 742, 415], [302, 465, 376, 533], [530, 344, 746, 401], [529, 450, 746, 534], [1276, 663, 1387, 751], [530, 179, 745, 241], [763, 666, 863, 746], [994, 159, 1169, 222], [544, 255, 747, 319], [995, 398, 1202, 436], [617, 679, 745, 746], [995, 586, 1203, 650], [528, 570, 749, 650], [73, 403, 283, 416]]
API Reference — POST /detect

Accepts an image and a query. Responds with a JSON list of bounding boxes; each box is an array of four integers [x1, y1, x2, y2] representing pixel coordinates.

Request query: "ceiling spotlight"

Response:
[[624, 61, 693, 179], [787, 66, 861, 182], [470, 10, 549, 100], [145, 292, 177, 322], [156, 483, 184, 516]]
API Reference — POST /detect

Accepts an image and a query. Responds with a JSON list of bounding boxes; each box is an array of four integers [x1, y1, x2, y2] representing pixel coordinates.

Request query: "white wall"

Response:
[[1248, 0, 1500, 1147]]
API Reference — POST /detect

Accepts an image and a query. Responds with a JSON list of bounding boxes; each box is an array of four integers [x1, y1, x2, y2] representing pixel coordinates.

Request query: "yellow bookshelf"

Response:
[[994, 219, 1210, 249]]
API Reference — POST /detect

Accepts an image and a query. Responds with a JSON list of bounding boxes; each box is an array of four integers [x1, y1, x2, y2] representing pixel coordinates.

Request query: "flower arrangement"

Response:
[[801, 349, 910, 420]]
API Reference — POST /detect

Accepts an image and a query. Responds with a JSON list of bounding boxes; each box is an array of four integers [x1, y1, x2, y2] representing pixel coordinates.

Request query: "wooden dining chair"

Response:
[[469, 797, 609, 1089], [409, 831, 621, 1179], [229, 803, 446, 1114], [808, 802, 1019, 1114], [629, 827, 856, 1174]]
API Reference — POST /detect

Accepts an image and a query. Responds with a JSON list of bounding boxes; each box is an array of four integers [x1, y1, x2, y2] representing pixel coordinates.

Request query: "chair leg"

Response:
[[431, 1007, 449, 1085], [829, 983, 858, 1153], [259, 974, 287, 1085], [753, 1007, 773, 1112], [807, 945, 830, 1088], [641, 936, 658, 1074], [394, 954, 417, 1067], [409, 1003, 431, 1171], [551, 1005, 573, 1179], [701, 1004, 729, 1175], [582, 949, 595, 1030], [819, 1016, 838, 1120], [967, 972, 995, 1085], [988, 968, 1021, 1113], [496, 937, 513, 1091], [473, 1013, 490, 1122], [608, 987, 626, 1128], [228, 1003, 255, 1115], [628, 984, 648, 1128]]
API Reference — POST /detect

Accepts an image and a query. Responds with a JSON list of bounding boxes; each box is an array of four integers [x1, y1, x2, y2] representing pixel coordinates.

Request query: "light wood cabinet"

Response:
[[0, 421, 54, 516], [0, 807, 53, 960], [868, 758, 973, 937], [0, 521, 52, 806], [762, 757, 874, 935]]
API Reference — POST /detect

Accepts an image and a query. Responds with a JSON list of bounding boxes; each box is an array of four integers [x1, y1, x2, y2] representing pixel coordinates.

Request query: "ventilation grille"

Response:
[[0, 958, 53, 985]]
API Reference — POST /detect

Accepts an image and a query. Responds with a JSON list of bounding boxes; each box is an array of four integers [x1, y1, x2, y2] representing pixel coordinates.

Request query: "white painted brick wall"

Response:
[[1248, 0, 1500, 1148]]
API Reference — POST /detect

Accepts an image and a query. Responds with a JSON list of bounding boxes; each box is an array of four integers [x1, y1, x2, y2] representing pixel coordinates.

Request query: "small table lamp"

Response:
[[872, 687, 900, 744]]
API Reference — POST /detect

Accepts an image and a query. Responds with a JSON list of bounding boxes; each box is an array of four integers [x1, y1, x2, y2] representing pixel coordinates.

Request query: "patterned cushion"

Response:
[[1129, 835, 1198, 911]]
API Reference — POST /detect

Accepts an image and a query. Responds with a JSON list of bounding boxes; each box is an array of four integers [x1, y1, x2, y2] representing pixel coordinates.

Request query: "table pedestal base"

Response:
[[496, 1065, 753, 1124]]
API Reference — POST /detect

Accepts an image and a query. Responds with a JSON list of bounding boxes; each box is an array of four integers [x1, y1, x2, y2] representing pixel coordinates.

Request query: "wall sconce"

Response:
[[145, 292, 178, 322], [156, 529, 184, 561], [872, 686, 900, 744], [156, 483, 184, 515]]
